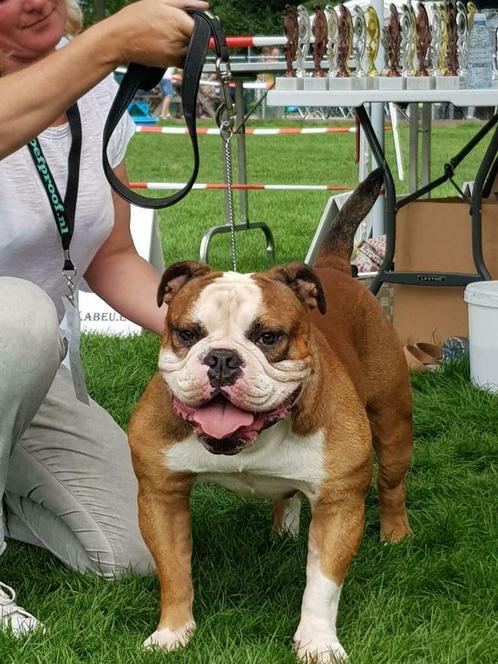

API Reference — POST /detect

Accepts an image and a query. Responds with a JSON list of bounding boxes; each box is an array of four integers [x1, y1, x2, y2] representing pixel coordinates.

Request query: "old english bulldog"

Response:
[[128, 170, 413, 662]]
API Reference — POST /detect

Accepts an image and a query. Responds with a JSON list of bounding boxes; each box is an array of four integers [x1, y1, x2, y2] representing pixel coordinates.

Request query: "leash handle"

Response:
[[102, 9, 229, 209]]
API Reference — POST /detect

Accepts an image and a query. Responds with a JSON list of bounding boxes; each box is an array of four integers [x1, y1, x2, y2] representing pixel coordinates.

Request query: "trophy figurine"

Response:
[[409, 2, 434, 89], [334, 5, 353, 90], [337, 4, 352, 76], [331, 5, 354, 90], [442, 0, 460, 88], [438, 4, 449, 75], [304, 6, 329, 90], [467, 1, 477, 32], [325, 4, 339, 79], [456, 0, 468, 83], [277, 5, 300, 90], [296, 5, 312, 79], [430, 3, 441, 76], [284, 5, 298, 77], [401, 4, 416, 78], [366, 6, 380, 79], [408, 4, 418, 74], [353, 6, 369, 88], [433, 3, 450, 87], [379, 4, 405, 88], [388, 4, 402, 76]]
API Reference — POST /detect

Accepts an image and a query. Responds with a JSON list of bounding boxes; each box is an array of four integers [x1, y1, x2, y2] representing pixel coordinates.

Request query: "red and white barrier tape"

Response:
[[135, 126, 359, 135], [209, 35, 287, 49], [135, 126, 392, 135], [128, 182, 352, 191]]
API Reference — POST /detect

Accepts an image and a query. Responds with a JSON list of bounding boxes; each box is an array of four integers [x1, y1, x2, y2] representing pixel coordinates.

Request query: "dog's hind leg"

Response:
[[272, 494, 301, 537], [368, 399, 413, 543]]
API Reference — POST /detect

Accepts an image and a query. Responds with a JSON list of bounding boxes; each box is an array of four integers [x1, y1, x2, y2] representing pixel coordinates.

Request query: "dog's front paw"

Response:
[[143, 619, 196, 651], [293, 627, 348, 663]]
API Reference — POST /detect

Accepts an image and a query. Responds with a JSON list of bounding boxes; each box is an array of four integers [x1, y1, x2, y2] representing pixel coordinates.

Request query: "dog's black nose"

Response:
[[204, 348, 243, 386]]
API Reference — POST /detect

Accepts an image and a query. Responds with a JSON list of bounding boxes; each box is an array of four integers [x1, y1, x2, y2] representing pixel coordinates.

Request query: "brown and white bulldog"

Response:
[[128, 170, 413, 662]]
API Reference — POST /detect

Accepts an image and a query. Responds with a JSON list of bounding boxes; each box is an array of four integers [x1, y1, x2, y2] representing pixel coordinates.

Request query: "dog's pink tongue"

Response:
[[192, 400, 254, 439]]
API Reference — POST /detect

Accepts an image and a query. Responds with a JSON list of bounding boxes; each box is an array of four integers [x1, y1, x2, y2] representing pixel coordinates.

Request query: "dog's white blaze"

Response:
[[193, 272, 262, 339], [293, 535, 347, 662], [163, 418, 326, 502]]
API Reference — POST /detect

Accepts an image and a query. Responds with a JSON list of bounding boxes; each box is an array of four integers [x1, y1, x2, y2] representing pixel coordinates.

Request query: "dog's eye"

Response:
[[257, 331, 281, 346], [175, 328, 198, 344]]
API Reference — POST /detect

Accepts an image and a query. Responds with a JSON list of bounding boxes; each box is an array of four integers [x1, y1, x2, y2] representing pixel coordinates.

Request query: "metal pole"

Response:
[[235, 80, 249, 225], [421, 103, 432, 195], [408, 103, 419, 193]]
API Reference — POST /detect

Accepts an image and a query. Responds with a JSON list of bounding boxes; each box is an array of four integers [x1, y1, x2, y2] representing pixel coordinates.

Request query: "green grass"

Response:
[[1, 120, 497, 663]]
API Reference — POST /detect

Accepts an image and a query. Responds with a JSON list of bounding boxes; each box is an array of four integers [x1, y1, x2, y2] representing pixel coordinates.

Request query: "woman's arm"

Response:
[[84, 162, 167, 336], [0, 0, 208, 159]]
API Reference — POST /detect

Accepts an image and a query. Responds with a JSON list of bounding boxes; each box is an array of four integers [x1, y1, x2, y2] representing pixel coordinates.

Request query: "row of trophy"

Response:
[[276, 1, 487, 92]]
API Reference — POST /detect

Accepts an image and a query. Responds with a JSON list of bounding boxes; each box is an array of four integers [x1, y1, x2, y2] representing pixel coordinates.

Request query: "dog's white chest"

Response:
[[163, 418, 326, 501]]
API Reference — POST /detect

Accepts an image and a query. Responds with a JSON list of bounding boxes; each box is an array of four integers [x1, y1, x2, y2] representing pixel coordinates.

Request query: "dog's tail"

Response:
[[314, 168, 384, 274]]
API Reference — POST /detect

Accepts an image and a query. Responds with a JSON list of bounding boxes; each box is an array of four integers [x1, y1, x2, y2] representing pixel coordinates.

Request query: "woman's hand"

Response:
[[100, 0, 210, 69]]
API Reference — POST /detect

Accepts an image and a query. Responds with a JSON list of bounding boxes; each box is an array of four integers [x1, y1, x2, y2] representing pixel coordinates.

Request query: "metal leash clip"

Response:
[[215, 65, 236, 140], [62, 249, 77, 305]]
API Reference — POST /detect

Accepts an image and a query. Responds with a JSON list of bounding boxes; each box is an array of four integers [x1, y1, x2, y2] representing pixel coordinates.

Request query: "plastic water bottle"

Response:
[[467, 13, 493, 89]]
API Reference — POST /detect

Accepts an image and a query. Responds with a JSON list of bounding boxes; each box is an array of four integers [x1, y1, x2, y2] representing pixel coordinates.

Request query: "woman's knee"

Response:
[[0, 278, 61, 362]]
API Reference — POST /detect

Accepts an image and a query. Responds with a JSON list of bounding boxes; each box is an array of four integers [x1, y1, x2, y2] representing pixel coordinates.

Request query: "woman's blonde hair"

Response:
[[65, 0, 83, 38]]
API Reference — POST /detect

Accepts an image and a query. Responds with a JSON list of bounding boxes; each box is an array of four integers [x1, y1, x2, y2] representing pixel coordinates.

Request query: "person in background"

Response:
[[159, 66, 176, 119], [0, 0, 207, 638]]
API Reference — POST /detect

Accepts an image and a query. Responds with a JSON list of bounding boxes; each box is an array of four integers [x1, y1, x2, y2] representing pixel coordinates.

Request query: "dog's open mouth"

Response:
[[172, 393, 297, 455]]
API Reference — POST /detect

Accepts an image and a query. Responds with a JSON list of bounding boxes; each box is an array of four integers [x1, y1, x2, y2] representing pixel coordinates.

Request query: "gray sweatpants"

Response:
[[0, 277, 152, 577]]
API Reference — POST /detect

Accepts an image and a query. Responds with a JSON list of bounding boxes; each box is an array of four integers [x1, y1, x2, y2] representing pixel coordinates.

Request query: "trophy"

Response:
[[401, 4, 417, 77], [430, 3, 442, 76], [352, 7, 368, 88], [438, 4, 449, 75], [296, 5, 312, 79], [332, 4, 353, 90], [408, 4, 418, 75], [433, 3, 450, 87], [410, 2, 433, 89], [325, 4, 339, 79], [467, 1, 477, 32], [366, 6, 380, 79], [456, 0, 468, 83], [277, 5, 300, 90], [444, 0, 460, 88], [379, 4, 404, 88], [304, 6, 328, 90], [313, 6, 327, 77], [284, 5, 298, 78]]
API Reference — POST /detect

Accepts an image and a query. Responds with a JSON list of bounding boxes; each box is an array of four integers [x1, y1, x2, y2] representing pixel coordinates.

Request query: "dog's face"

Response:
[[157, 262, 326, 455]]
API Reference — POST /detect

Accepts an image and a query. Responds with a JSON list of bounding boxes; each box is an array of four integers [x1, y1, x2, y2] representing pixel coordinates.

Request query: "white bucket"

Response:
[[464, 281, 498, 392]]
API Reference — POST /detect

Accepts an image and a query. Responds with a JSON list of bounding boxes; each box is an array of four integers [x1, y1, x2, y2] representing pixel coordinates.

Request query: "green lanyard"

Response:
[[27, 104, 88, 404], [27, 103, 82, 298]]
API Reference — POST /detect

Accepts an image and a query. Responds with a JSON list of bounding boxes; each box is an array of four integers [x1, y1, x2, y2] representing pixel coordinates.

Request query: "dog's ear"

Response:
[[267, 263, 326, 315], [157, 261, 213, 307]]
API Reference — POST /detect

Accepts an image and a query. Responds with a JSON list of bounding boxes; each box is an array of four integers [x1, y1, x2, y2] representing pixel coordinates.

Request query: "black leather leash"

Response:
[[102, 9, 231, 209]]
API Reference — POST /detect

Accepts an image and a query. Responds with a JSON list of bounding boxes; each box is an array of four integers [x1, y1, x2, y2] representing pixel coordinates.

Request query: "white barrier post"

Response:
[[78, 205, 164, 336]]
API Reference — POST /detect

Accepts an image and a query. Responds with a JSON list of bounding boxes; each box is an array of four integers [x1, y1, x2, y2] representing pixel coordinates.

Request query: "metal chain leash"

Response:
[[216, 57, 238, 272]]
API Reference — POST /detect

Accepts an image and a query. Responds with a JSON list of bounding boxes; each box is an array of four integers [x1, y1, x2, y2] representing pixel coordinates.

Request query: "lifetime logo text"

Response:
[[30, 140, 69, 234]]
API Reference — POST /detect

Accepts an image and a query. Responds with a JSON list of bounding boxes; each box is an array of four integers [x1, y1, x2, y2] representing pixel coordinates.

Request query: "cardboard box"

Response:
[[392, 198, 498, 344]]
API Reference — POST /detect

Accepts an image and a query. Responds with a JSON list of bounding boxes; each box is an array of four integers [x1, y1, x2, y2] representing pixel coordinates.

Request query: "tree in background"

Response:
[[81, 0, 330, 35]]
